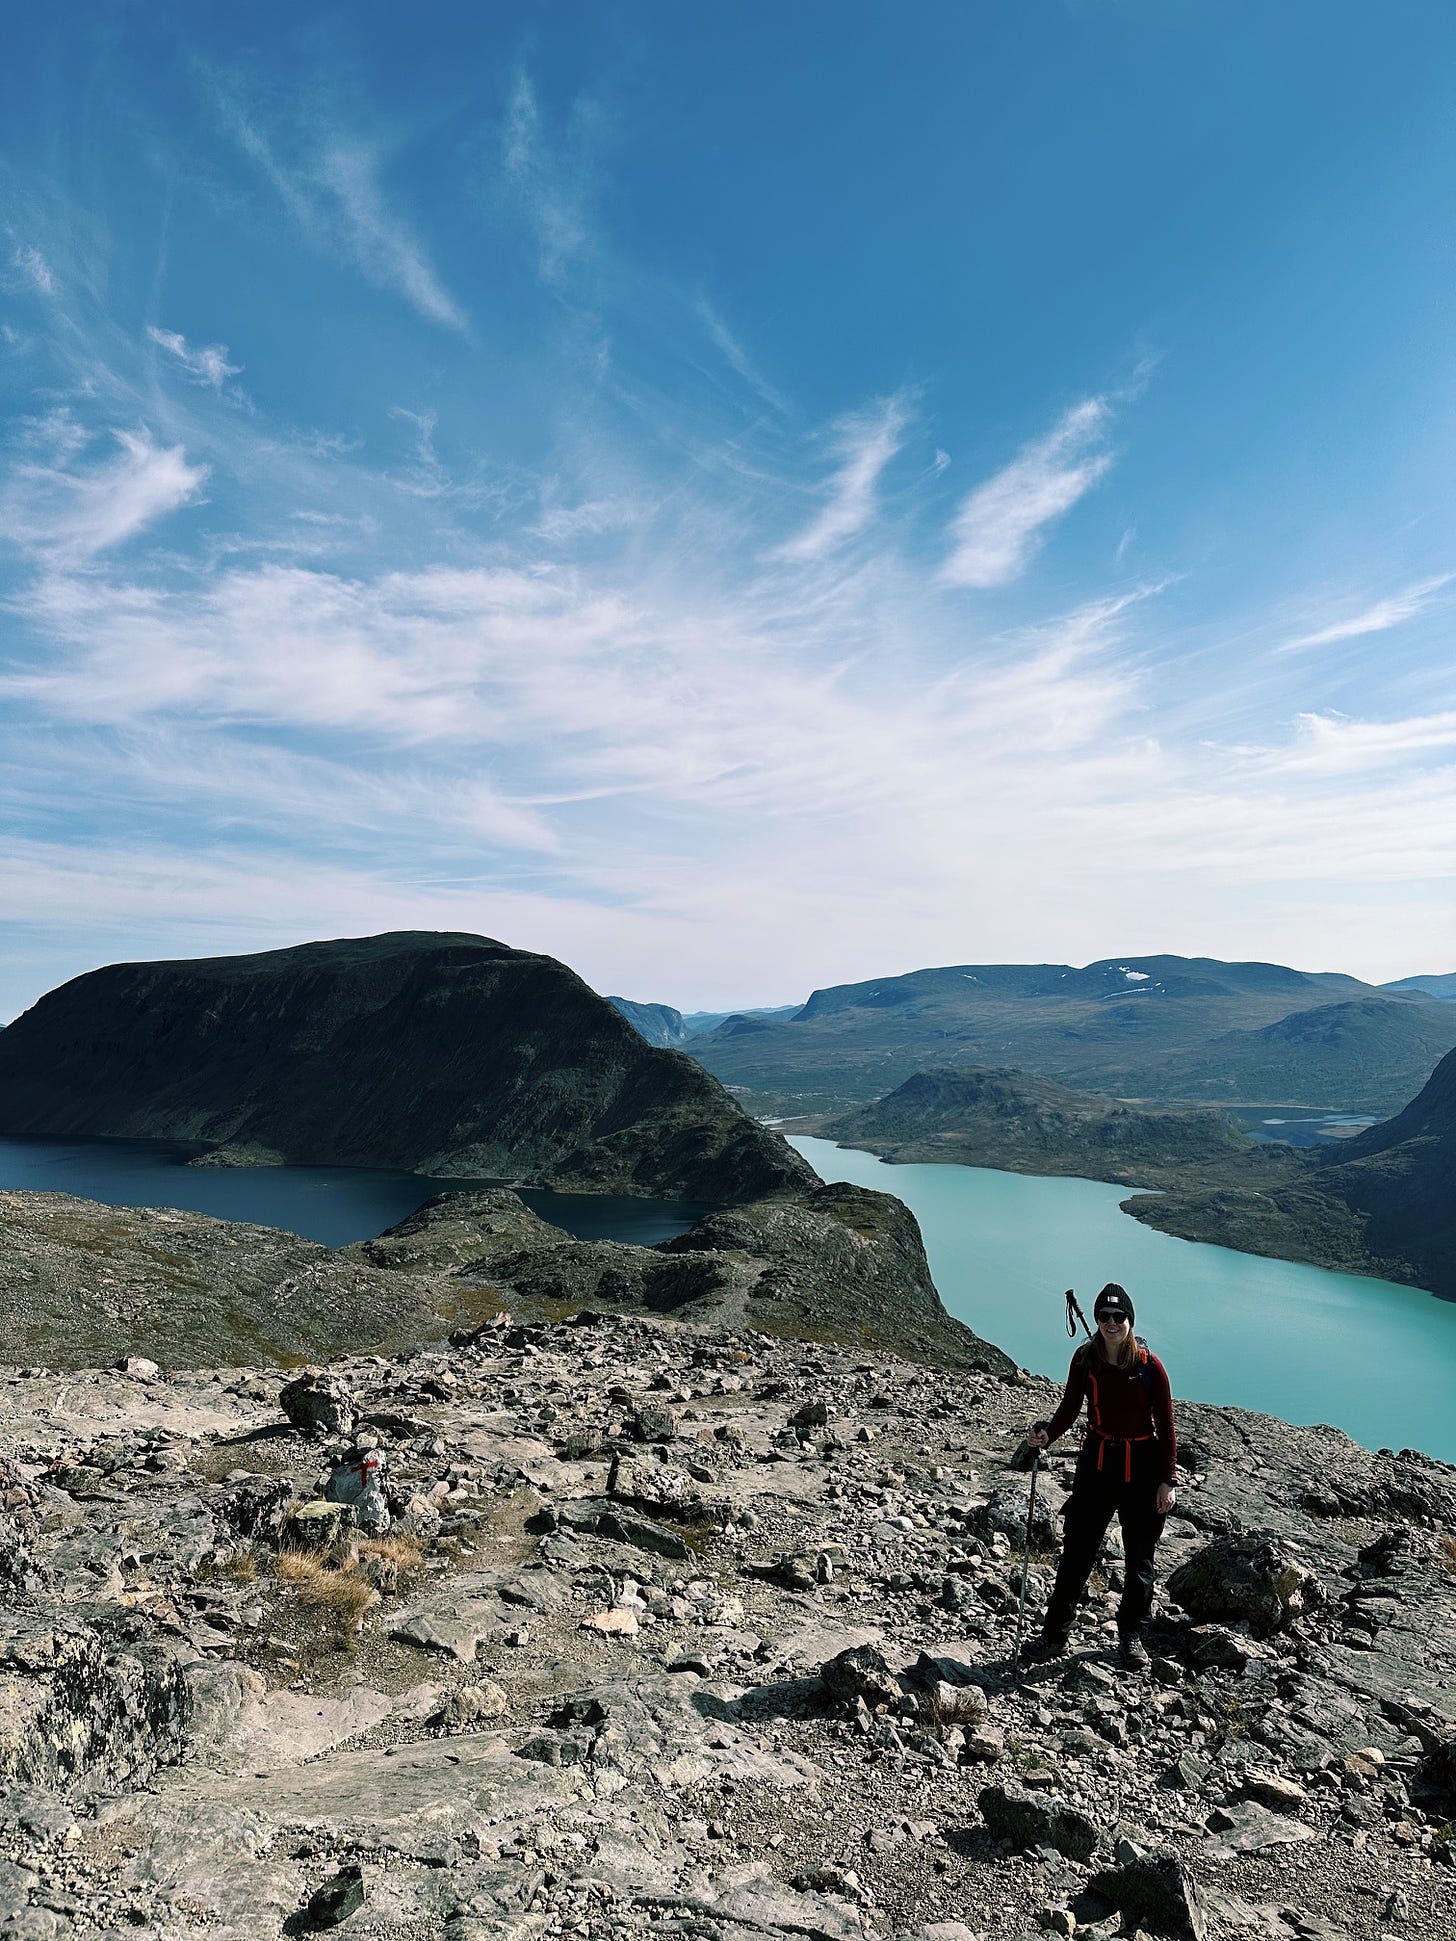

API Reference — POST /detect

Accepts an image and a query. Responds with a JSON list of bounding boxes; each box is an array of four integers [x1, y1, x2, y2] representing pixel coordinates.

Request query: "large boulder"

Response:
[[971, 1479, 1060, 1551], [820, 1645, 903, 1715], [1086, 1851, 1207, 1941], [1166, 1533, 1323, 1637], [280, 1371, 357, 1441], [976, 1782, 1097, 1861]]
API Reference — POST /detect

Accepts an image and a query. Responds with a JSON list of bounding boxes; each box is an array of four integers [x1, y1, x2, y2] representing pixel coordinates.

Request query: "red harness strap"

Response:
[[1090, 1428, 1155, 1482]]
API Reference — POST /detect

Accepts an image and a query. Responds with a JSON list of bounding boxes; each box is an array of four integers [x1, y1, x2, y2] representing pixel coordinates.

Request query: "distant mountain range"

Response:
[[0, 934, 816, 1202], [606, 997, 799, 1047], [613, 955, 1456, 1116], [812, 1052, 1456, 1297], [1383, 972, 1456, 1001]]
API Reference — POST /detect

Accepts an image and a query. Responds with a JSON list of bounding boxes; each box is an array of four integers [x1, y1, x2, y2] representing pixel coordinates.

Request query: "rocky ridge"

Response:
[[0, 1296, 1453, 1940], [0, 1179, 1007, 1376]]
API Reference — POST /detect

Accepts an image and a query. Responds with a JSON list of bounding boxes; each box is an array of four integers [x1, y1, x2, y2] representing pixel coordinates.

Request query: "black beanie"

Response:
[[1094, 1282, 1135, 1324]]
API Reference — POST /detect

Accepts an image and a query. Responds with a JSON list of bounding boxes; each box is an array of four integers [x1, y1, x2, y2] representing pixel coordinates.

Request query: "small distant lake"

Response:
[[0, 1135, 715, 1250], [1225, 1106, 1379, 1147], [791, 1135, 1456, 1465]]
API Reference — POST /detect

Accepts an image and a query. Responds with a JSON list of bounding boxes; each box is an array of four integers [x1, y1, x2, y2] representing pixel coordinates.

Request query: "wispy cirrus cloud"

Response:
[[1274, 573, 1454, 654], [213, 85, 465, 331], [10, 243, 58, 298], [3, 422, 209, 561], [1246, 707, 1456, 777], [317, 140, 466, 331], [940, 397, 1113, 588], [772, 396, 910, 562], [533, 496, 649, 542], [501, 73, 601, 288], [147, 326, 242, 390], [693, 296, 788, 414]]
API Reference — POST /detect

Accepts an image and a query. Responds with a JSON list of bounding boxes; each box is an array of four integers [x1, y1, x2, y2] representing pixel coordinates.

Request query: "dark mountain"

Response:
[[1313, 1046, 1456, 1294], [0, 933, 817, 1202], [688, 953, 1451, 1114], [1384, 972, 1456, 1001], [828, 1066, 1255, 1185], [607, 998, 691, 1047]]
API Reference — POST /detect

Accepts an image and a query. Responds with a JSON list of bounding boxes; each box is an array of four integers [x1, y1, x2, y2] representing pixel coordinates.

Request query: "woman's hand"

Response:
[[1026, 1426, 1050, 1450], [1156, 1483, 1177, 1514]]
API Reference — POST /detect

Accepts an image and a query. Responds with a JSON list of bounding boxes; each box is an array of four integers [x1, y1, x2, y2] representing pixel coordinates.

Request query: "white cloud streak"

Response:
[[5, 425, 209, 561], [147, 326, 242, 389], [11, 244, 58, 297], [1248, 708, 1456, 777], [940, 397, 1113, 588], [214, 87, 465, 330], [318, 141, 467, 331], [773, 397, 909, 562], [693, 296, 788, 413], [1274, 574, 1454, 654], [502, 73, 595, 287]]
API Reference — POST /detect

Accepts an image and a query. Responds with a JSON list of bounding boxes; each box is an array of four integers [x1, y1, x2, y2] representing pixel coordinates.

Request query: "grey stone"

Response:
[[279, 1371, 357, 1440], [1166, 1533, 1323, 1637], [324, 1449, 390, 1535], [1087, 1852, 1207, 1941], [820, 1645, 903, 1714], [977, 1782, 1098, 1861], [305, 1863, 365, 1928]]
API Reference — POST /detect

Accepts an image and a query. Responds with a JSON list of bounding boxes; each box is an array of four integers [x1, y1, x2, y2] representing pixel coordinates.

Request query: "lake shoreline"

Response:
[[789, 1134, 1456, 1463]]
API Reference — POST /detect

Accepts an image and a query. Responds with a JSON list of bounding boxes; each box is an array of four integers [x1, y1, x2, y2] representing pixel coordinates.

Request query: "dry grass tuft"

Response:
[[274, 1549, 376, 1634], [920, 1684, 987, 1730], [359, 1534, 425, 1570]]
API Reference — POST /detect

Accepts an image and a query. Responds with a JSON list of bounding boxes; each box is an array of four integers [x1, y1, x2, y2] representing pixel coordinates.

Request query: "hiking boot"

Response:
[[1117, 1630, 1150, 1670], [1022, 1628, 1071, 1664]]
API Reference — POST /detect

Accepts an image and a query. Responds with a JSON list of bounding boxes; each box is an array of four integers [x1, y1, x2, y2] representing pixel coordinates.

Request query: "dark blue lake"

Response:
[[0, 1135, 714, 1249]]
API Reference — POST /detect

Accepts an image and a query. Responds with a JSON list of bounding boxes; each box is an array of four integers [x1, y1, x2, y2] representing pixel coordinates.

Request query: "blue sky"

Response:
[[3, 1, 1455, 1018]]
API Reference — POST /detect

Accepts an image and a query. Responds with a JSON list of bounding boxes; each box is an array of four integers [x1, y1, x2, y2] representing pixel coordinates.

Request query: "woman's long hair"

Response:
[[1076, 1324, 1143, 1372]]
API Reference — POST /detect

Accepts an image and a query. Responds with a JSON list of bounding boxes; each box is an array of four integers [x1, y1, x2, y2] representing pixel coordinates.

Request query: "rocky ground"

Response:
[[1, 1291, 1454, 1941]]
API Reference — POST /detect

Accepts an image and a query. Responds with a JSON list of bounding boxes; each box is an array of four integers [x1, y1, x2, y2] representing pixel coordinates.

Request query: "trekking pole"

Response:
[[1010, 1447, 1041, 1677], [1064, 1287, 1093, 1342]]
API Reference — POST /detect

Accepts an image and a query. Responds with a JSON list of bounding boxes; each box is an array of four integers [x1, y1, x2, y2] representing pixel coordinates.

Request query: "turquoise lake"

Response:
[[790, 1135, 1456, 1465]]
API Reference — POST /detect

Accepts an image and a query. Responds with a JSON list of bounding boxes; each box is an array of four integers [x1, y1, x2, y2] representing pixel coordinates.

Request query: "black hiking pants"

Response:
[[1042, 1438, 1167, 1639]]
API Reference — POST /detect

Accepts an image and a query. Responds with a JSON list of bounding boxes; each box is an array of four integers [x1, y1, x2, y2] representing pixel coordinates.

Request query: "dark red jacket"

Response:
[[1043, 1343, 1177, 1485]]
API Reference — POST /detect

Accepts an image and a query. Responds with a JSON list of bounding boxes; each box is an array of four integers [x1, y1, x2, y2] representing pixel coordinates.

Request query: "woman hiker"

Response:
[[1023, 1282, 1177, 1669]]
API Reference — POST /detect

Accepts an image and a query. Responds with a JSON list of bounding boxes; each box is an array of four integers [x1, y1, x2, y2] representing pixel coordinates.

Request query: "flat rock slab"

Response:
[[1203, 1801, 1320, 1859], [190, 1728, 577, 1856], [225, 1682, 403, 1773]]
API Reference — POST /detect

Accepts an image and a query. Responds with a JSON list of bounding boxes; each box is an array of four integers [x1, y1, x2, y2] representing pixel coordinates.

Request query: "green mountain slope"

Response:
[[1127, 1047, 1456, 1297], [1383, 972, 1456, 1001], [688, 954, 1454, 1114], [1119, 997, 1456, 1113], [827, 1066, 1256, 1184]]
